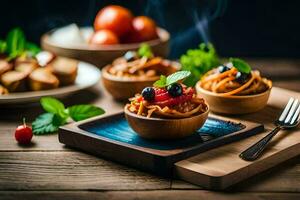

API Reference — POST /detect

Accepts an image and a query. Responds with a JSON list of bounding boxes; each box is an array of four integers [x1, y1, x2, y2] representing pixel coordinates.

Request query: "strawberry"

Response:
[[153, 87, 195, 107]]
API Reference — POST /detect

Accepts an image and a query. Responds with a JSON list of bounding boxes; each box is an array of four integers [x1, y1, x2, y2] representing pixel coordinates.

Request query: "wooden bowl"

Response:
[[124, 105, 209, 140], [41, 27, 170, 68], [101, 65, 159, 100], [196, 82, 272, 114]]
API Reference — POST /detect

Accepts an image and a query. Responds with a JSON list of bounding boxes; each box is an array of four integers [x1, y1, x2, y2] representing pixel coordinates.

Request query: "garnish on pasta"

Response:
[[126, 71, 208, 118], [106, 44, 177, 79], [199, 58, 272, 96]]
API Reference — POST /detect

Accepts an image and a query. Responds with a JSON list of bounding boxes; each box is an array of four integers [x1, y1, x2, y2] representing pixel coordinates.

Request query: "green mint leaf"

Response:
[[180, 42, 220, 86], [6, 27, 26, 59], [153, 71, 191, 88], [32, 113, 65, 135], [67, 105, 105, 122], [153, 75, 167, 87], [166, 71, 191, 86], [137, 43, 153, 58], [0, 40, 6, 53], [229, 58, 251, 74], [40, 97, 68, 119]]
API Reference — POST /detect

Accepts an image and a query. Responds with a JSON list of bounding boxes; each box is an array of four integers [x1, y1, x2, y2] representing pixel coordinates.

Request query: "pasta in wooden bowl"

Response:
[[196, 58, 272, 114], [102, 44, 178, 100], [124, 71, 209, 140]]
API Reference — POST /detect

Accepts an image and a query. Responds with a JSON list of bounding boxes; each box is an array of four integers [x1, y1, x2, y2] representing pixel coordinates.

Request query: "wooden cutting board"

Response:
[[174, 87, 300, 190]]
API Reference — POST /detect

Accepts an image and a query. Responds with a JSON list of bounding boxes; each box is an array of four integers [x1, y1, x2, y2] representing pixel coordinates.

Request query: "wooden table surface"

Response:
[[1, 58, 300, 200]]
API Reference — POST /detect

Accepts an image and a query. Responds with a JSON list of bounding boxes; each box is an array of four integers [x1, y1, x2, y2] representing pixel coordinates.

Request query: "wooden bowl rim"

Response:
[[195, 80, 272, 99], [101, 65, 160, 83], [41, 27, 169, 52], [101, 61, 180, 83], [124, 103, 209, 122]]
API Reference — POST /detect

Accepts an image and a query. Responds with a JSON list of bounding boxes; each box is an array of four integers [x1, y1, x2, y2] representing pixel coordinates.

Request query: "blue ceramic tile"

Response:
[[80, 116, 245, 150]]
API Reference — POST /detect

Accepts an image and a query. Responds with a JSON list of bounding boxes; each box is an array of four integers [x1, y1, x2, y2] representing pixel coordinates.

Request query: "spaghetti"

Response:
[[199, 67, 272, 96], [126, 87, 208, 118], [107, 54, 178, 79]]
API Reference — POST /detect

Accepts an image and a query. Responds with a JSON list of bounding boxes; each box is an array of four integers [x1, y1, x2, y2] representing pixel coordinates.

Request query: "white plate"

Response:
[[0, 61, 100, 104]]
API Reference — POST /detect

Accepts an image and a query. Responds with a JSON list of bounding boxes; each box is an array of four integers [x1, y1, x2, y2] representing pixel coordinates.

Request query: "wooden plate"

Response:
[[41, 26, 170, 67], [0, 61, 100, 104]]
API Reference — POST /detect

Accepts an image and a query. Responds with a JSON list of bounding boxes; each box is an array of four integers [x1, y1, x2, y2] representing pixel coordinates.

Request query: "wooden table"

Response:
[[1, 58, 300, 200]]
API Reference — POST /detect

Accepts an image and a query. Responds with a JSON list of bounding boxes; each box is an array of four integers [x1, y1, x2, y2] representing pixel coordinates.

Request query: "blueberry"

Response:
[[235, 72, 250, 84], [124, 51, 138, 62], [167, 83, 183, 97], [218, 65, 230, 73], [141, 87, 155, 101]]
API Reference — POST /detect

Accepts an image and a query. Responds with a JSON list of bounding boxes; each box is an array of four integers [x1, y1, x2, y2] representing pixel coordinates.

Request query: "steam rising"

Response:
[[193, 11, 210, 44], [144, 0, 227, 57]]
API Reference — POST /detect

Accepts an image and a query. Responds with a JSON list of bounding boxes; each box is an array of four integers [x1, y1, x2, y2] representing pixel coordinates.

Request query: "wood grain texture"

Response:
[[0, 152, 170, 191], [1, 191, 300, 200], [0, 129, 65, 151], [175, 87, 300, 189], [0, 59, 300, 199], [172, 156, 300, 192]]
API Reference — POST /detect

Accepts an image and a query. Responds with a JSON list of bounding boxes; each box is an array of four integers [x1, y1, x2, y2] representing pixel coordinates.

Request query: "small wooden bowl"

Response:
[[196, 82, 272, 114], [41, 27, 170, 68], [102, 65, 159, 100], [124, 105, 209, 140]]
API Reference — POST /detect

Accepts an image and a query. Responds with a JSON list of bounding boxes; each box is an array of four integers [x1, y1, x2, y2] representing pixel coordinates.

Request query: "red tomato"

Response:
[[130, 16, 158, 42], [15, 122, 33, 145], [150, 87, 194, 107], [94, 5, 133, 37], [89, 30, 119, 45]]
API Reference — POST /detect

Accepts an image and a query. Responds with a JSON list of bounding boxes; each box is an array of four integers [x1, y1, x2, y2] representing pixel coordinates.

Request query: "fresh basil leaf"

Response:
[[180, 43, 220, 86], [229, 58, 251, 74], [138, 43, 153, 58], [26, 42, 41, 56], [32, 113, 65, 135], [40, 97, 68, 119], [153, 75, 167, 87], [0, 40, 6, 53], [153, 71, 191, 88], [6, 28, 26, 59], [166, 71, 191, 86], [67, 105, 105, 122]]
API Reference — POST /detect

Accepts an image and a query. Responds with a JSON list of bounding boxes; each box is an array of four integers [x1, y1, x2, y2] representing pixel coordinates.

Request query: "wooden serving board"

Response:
[[59, 113, 263, 176], [58, 87, 300, 189], [175, 87, 300, 190]]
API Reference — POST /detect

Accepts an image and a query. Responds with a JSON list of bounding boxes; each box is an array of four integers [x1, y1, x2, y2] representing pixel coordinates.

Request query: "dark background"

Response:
[[1, 0, 300, 58]]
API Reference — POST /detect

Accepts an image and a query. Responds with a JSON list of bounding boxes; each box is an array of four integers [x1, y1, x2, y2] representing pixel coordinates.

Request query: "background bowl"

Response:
[[124, 106, 209, 140], [196, 82, 272, 114], [101, 65, 159, 100], [41, 27, 170, 68]]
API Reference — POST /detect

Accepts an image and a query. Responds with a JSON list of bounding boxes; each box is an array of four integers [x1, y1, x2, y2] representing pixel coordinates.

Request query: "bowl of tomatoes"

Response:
[[41, 5, 170, 67]]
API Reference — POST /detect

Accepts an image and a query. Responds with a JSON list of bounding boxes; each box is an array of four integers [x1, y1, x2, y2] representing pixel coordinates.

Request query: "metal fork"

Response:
[[239, 97, 300, 161]]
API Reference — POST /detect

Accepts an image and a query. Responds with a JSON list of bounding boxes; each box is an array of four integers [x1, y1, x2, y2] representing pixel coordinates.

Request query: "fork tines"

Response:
[[279, 97, 300, 125]]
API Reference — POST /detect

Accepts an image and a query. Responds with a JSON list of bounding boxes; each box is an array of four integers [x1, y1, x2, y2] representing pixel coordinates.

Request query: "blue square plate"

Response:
[[59, 112, 263, 176]]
